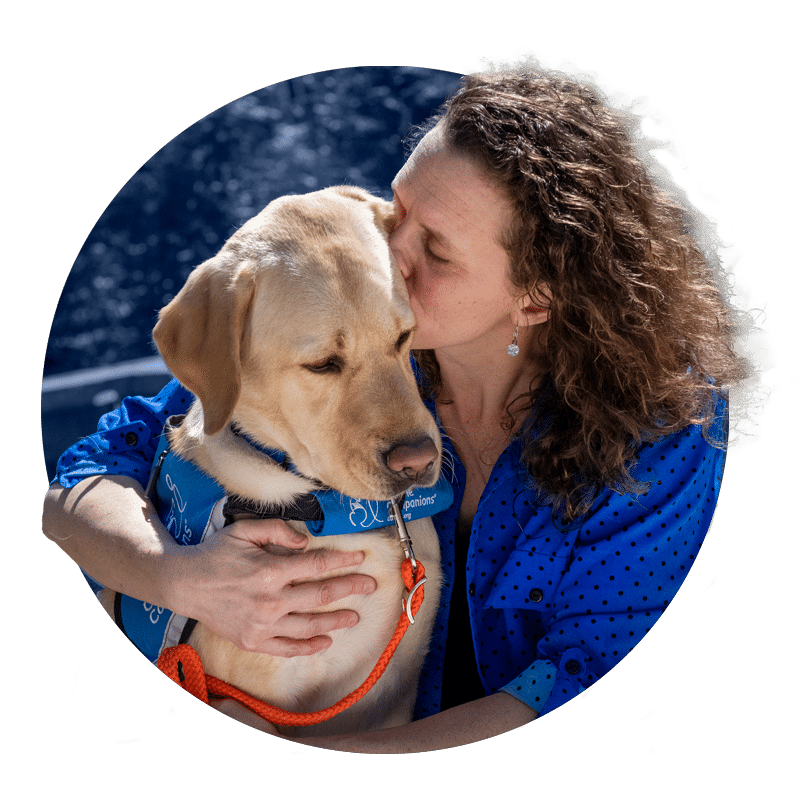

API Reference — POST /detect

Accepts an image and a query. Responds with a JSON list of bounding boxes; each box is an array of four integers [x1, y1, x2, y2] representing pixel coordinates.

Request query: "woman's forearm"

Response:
[[42, 475, 377, 654], [217, 691, 538, 752], [42, 475, 188, 611], [306, 692, 537, 752]]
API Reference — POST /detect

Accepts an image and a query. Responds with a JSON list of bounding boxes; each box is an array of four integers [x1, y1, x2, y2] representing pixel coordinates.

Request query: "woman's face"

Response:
[[389, 126, 520, 354]]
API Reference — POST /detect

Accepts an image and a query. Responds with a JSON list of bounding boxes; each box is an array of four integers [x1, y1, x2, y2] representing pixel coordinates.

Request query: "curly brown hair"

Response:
[[410, 68, 752, 521]]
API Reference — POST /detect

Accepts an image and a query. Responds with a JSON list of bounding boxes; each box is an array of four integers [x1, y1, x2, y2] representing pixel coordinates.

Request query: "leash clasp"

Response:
[[402, 576, 427, 624], [390, 494, 427, 624], [389, 494, 417, 573]]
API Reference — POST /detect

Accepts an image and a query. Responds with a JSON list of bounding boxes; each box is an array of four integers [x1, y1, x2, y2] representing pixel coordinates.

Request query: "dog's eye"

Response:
[[395, 330, 412, 351], [303, 357, 342, 375]]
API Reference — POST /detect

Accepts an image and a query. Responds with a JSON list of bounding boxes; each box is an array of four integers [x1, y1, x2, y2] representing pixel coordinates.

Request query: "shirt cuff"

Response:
[[500, 659, 558, 714], [500, 648, 589, 716]]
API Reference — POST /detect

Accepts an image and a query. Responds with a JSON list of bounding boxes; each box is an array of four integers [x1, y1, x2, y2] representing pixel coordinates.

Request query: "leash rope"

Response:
[[157, 557, 425, 727]]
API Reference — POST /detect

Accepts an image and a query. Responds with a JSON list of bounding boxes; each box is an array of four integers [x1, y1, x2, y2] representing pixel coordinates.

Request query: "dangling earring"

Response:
[[507, 325, 520, 357]]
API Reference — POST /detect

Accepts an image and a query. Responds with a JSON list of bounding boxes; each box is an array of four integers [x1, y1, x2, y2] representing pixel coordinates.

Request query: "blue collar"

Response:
[[149, 417, 453, 540]]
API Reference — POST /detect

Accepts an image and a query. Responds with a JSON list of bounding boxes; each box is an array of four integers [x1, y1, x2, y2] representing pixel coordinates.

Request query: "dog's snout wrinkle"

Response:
[[384, 436, 439, 481]]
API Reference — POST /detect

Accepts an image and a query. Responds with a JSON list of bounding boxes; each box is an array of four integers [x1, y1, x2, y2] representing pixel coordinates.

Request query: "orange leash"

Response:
[[157, 558, 425, 727]]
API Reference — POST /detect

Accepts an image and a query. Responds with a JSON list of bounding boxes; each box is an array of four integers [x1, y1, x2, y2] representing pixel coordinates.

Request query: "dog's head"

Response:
[[153, 186, 441, 500]]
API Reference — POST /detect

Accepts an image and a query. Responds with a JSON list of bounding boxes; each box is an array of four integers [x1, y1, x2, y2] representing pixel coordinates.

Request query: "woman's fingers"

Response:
[[232, 607, 362, 654], [236, 631, 336, 657], [232, 572, 376, 652], [223, 518, 373, 586], [286, 546, 370, 581], [183, 519, 378, 655], [249, 632, 345, 657], [284, 571, 377, 611], [229, 517, 310, 550]]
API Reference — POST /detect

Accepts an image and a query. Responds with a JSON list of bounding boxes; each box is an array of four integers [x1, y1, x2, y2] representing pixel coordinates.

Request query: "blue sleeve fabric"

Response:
[[52, 378, 193, 489], [496, 402, 728, 716]]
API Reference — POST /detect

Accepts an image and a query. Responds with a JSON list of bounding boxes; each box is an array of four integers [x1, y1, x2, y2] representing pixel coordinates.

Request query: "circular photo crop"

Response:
[[41, 63, 750, 753]]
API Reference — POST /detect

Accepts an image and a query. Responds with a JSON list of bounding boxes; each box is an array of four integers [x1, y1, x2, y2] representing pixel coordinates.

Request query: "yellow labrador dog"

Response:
[[103, 186, 443, 737]]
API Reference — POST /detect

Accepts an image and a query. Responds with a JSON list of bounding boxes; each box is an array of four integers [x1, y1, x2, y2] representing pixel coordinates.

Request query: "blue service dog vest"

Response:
[[114, 420, 453, 663]]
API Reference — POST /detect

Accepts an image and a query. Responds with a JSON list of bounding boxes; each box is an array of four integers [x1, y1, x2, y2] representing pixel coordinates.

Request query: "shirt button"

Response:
[[529, 587, 544, 603], [124, 432, 138, 446], [468, 582, 475, 597], [565, 659, 581, 675]]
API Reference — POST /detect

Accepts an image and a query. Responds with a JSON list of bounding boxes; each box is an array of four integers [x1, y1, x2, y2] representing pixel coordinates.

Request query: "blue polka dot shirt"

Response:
[[413, 386, 728, 719], [53, 377, 728, 720]]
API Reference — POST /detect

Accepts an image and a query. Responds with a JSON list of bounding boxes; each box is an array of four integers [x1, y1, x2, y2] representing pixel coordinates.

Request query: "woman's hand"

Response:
[[171, 518, 377, 656], [43, 476, 376, 658]]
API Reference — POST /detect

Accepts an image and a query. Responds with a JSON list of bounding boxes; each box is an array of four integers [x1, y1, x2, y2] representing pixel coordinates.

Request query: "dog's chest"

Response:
[[189, 518, 442, 736]]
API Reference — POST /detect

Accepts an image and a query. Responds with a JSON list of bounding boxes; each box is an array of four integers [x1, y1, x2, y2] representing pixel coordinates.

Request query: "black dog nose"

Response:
[[384, 436, 438, 480]]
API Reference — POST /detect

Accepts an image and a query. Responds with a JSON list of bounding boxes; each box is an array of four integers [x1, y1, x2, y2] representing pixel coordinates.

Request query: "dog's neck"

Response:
[[176, 407, 320, 506], [211, 426, 320, 504]]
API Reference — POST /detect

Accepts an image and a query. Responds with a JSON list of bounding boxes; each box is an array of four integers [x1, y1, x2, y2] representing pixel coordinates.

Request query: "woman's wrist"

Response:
[[157, 539, 211, 622]]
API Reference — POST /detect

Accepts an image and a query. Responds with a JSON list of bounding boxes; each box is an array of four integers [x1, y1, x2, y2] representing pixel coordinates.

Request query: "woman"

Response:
[[42, 67, 749, 752]]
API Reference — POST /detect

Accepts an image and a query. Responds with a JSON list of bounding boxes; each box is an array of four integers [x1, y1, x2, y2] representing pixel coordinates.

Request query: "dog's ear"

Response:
[[154, 256, 255, 436], [367, 196, 398, 237], [329, 185, 397, 237]]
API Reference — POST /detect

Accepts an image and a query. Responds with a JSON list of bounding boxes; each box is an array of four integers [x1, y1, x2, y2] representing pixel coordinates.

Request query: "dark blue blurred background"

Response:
[[41, 66, 461, 479]]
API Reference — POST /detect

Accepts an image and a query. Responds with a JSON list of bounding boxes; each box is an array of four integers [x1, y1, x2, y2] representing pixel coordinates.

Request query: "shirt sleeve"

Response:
[[52, 378, 194, 489], [500, 396, 728, 716]]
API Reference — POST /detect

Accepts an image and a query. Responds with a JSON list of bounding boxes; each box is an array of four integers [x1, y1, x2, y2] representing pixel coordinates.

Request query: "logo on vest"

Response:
[[143, 602, 165, 625], [164, 471, 194, 545], [403, 488, 437, 513], [348, 498, 387, 529], [347, 487, 439, 529]]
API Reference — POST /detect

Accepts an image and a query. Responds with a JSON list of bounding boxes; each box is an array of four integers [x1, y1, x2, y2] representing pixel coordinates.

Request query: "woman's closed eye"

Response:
[[424, 239, 449, 264], [393, 188, 452, 266]]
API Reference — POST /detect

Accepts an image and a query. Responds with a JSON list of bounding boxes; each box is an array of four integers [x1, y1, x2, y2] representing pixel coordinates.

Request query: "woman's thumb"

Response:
[[232, 518, 309, 550]]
